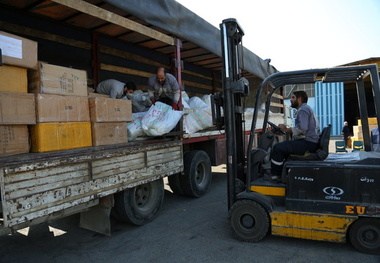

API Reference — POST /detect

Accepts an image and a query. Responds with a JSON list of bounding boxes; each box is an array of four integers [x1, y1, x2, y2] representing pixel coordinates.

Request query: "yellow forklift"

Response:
[[219, 19, 380, 254]]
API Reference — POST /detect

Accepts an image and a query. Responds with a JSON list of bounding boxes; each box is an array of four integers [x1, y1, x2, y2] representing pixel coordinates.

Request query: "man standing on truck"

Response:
[[148, 67, 180, 110], [266, 90, 320, 182], [96, 79, 136, 99]]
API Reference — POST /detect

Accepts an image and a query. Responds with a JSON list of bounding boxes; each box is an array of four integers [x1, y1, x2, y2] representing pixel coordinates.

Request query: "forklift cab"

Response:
[[220, 18, 380, 254]]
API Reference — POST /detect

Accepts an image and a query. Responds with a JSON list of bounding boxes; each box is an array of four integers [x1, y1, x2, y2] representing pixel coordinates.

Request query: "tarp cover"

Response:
[[105, 0, 278, 79]]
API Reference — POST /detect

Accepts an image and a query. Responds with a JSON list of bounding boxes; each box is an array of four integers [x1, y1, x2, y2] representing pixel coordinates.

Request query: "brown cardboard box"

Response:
[[0, 92, 36, 124], [89, 97, 132, 122], [0, 65, 28, 93], [28, 62, 88, 96], [92, 122, 128, 146], [0, 31, 38, 69], [36, 94, 90, 123], [30, 122, 92, 152], [0, 125, 30, 156]]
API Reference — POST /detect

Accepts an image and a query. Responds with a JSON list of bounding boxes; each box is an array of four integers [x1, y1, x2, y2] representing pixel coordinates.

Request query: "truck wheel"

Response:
[[168, 173, 185, 195], [349, 218, 380, 255], [181, 150, 212, 197], [113, 179, 164, 225], [229, 199, 270, 242]]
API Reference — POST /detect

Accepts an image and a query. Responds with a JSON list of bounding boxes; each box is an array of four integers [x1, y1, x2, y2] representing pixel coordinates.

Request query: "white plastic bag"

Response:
[[127, 112, 147, 141], [183, 107, 213, 134], [141, 102, 183, 136], [189, 96, 209, 109]]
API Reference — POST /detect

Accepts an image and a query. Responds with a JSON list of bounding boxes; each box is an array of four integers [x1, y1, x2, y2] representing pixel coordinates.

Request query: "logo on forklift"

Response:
[[323, 186, 344, 200]]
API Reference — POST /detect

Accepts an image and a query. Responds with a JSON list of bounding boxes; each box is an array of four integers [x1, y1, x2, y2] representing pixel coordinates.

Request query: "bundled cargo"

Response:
[[183, 95, 213, 134]]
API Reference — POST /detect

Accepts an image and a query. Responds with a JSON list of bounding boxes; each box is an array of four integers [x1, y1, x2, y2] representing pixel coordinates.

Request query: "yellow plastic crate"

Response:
[[30, 122, 92, 152]]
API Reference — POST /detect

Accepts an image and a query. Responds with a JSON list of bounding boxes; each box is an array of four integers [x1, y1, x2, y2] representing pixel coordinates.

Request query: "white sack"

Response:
[[142, 102, 183, 136], [127, 112, 147, 141]]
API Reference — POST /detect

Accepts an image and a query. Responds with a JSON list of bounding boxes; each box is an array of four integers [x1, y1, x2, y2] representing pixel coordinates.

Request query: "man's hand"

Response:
[[278, 124, 290, 133], [150, 98, 156, 105], [172, 102, 179, 110]]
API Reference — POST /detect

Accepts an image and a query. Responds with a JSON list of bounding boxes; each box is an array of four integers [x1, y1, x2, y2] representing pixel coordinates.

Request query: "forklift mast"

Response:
[[220, 19, 249, 210]]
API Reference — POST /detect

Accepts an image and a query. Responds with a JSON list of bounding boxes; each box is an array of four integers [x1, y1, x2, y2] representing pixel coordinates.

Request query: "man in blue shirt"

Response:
[[267, 90, 320, 182], [148, 67, 180, 110]]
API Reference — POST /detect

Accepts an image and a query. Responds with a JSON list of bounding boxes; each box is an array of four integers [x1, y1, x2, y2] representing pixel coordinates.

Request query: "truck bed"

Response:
[[0, 139, 183, 234]]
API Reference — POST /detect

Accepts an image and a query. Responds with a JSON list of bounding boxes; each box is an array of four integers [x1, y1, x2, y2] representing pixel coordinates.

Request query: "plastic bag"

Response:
[[127, 112, 147, 141], [189, 96, 209, 109], [183, 107, 213, 134], [141, 102, 183, 136]]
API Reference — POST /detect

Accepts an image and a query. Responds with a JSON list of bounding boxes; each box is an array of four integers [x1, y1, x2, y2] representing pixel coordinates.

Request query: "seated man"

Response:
[[266, 90, 320, 182], [96, 79, 136, 99]]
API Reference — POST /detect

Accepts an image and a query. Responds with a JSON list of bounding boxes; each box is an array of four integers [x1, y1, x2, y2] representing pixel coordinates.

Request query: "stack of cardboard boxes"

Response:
[[0, 31, 132, 156], [352, 118, 378, 143], [0, 31, 37, 156]]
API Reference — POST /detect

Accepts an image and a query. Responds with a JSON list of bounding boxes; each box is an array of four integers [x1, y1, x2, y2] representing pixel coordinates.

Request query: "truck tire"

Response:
[[349, 218, 380, 255], [112, 179, 164, 225], [180, 150, 212, 197], [229, 199, 270, 242], [168, 173, 185, 196]]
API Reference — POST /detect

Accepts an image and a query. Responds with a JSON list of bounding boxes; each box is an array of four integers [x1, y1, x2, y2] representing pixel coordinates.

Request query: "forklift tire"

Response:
[[229, 199, 270, 242], [180, 150, 212, 198], [168, 173, 185, 196], [112, 179, 164, 225], [349, 218, 380, 255]]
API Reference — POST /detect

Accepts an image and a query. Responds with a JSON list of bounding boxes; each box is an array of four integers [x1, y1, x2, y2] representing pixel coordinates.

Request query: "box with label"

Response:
[[0, 125, 30, 157], [89, 97, 132, 122], [0, 31, 38, 69], [36, 94, 90, 123], [30, 122, 92, 152], [0, 65, 28, 93], [28, 62, 88, 96], [92, 122, 128, 146], [0, 92, 36, 124]]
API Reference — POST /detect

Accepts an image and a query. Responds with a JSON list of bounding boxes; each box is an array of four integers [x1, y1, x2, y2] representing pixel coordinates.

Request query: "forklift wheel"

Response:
[[229, 199, 270, 242], [349, 218, 380, 255]]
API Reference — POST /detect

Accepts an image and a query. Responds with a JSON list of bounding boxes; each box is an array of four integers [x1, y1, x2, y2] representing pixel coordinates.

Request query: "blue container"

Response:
[[314, 82, 344, 136]]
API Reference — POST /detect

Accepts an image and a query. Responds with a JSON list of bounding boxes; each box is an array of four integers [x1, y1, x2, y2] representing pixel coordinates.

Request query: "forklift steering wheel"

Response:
[[267, 121, 286, 135]]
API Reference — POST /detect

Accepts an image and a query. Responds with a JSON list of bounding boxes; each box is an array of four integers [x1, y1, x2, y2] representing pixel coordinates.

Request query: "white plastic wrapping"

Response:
[[141, 102, 183, 136], [127, 112, 147, 141]]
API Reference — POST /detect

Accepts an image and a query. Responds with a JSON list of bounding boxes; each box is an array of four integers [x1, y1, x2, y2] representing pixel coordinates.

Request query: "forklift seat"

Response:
[[289, 124, 332, 161]]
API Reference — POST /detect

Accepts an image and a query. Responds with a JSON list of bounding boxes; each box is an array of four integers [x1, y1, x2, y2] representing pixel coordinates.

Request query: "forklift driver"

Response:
[[265, 90, 320, 182]]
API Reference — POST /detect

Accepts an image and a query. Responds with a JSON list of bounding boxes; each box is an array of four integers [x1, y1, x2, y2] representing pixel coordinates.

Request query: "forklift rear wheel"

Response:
[[112, 179, 164, 225], [349, 218, 380, 255], [229, 199, 270, 242], [180, 150, 212, 197]]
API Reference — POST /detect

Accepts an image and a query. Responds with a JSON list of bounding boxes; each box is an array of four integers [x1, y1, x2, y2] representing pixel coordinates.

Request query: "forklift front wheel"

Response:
[[229, 199, 270, 242], [349, 218, 380, 255]]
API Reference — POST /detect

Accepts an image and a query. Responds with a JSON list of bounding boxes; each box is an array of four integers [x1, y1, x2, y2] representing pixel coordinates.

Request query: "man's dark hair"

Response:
[[293, 90, 308, 103], [125, 82, 136, 91]]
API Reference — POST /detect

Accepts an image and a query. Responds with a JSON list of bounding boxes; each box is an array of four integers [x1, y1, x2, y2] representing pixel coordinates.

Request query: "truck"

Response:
[[220, 18, 380, 254], [0, 1, 280, 235]]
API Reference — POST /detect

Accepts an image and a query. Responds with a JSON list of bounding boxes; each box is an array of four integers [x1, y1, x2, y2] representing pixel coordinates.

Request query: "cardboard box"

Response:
[[0, 125, 30, 156], [30, 122, 92, 152], [358, 118, 378, 126], [89, 97, 132, 122], [0, 31, 38, 69], [0, 92, 36, 124], [92, 122, 128, 146], [0, 65, 28, 93], [28, 62, 88, 96], [36, 94, 90, 123]]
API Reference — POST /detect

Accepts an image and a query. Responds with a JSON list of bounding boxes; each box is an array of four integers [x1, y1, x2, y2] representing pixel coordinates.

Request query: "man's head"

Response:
[[156, 67, 166, 85], [344, 121, 348, 126], [124, 82, 136, 94], [290, 90, 308, 109]]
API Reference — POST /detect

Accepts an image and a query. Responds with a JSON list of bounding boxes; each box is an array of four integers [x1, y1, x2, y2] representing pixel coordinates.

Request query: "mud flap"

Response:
[[79, 195, 114, 236]]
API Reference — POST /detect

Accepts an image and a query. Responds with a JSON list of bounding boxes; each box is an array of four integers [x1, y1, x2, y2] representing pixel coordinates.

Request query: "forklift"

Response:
[[219, 18, 380, 254]]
